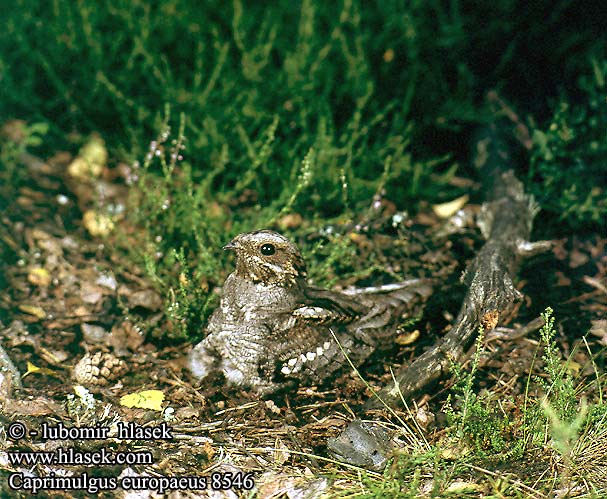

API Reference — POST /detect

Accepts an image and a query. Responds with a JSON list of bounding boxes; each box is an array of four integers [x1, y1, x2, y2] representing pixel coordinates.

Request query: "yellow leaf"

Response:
[[22, 361, 57, 379], [19, 304, 47, 319], [26, 361, 40, 374], [120, 390, 165, 411], [395, 329, 420, 346], [28, 267, 51, 287], [83, 210, 115, 237], [80, 134, 108, 167], [432, 194, 469, 219], [67, 134, 107, 180]]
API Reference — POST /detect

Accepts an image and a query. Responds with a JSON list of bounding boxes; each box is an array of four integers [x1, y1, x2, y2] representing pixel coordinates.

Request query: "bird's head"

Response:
[[224, 230, 307, 286]]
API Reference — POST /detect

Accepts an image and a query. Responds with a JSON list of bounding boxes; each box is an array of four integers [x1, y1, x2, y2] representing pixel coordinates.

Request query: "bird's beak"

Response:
[[223, 239, 239, 251]]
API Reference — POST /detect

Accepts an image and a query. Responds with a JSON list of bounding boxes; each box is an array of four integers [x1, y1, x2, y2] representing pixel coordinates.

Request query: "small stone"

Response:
[[81, 323, 109, 343]]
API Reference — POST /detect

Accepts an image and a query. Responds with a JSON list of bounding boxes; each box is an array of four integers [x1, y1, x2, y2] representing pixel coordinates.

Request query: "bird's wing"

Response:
[[268, 280, 434, 382], [340, 278, 434, 310], [293, 285, 369, 325]]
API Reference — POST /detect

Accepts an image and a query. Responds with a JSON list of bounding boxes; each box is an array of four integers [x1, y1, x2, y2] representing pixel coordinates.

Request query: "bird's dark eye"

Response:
[[260, 243, 275, 256]]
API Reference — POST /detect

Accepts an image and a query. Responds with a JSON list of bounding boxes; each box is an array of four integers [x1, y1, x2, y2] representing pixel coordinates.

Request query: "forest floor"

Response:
[[0, 133, 605, 499]]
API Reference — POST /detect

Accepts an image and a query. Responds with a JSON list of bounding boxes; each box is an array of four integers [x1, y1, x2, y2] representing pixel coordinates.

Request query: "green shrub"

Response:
[[446, 327, 518, 458], [529, 59, 607, 230]]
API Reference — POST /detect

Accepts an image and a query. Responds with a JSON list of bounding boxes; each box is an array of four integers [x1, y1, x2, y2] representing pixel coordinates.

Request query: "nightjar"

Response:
[[188, 230, 432, 395]]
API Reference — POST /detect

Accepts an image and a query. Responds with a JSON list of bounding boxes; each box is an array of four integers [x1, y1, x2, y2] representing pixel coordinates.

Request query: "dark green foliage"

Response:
[[1, 0, 466, 216], [1, 1, 604, 338], [2, 1, 603, 185], [2, 0, 604, 233], [529, 60, 607, 229], [125, 111, 225, 340]]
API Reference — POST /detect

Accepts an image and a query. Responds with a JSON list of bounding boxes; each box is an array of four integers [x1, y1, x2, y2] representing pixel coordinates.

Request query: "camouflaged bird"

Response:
[[188, 230, 432, 395]]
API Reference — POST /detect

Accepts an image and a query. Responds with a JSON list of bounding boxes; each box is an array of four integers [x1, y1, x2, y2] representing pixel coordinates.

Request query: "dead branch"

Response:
[[328, 119, 553, 467], [366, 123, 552, 409]]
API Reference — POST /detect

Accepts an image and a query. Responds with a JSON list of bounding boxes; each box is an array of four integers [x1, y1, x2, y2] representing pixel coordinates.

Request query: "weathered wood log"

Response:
[[366, 124, 551, 409], [328, 121, 552, 466]]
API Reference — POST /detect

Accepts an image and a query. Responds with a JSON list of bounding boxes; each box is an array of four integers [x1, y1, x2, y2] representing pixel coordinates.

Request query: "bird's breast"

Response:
[[218, 273, 300, 324]]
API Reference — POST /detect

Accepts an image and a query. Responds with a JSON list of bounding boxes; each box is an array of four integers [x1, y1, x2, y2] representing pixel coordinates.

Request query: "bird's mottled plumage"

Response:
[[189, 229, 432, 395]]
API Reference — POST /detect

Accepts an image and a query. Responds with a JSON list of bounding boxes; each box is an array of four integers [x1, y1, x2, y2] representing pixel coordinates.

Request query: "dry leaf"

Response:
[[265, 399, 281, 415], [128, 289, 163, 311], [110, 321, 145, 353], [395, 329, 420, 345], [257, 473, 298, 499], [18, 304, 47, 320], [27, 267, 51, 287], [3, 398, 64, 417], [68, 157, 101, 180], [590, 319, 607, 346], [432, 194, 469, 219], [25, 361, 43, 374], [81, 323, 109, 343], [289, 477, 329, 499], [23, 361, 58, 379], [1, 119, 27, 142], [82, 210, 115, 237], [272, 438, 291, 466], [80, 282, 104, 304], [566, 360, 582, 375], [415, 406, 435, 430], [120, 390, 165, 411], [67, 134, 107, 180], [481, 310, 499, 330], [278, 213, 303, 230]]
